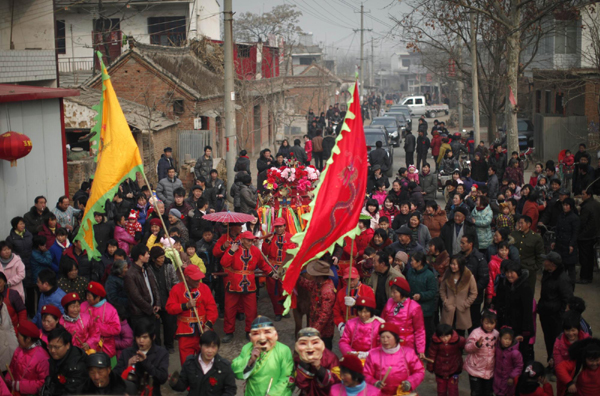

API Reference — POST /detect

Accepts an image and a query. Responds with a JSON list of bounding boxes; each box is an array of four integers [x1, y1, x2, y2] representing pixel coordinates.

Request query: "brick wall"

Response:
[[67, 158, 95, 199], [584, 81, 600, 124]]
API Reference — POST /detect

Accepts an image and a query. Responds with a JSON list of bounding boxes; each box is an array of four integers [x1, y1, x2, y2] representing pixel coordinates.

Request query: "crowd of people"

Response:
[[1, 112, 600, 396]]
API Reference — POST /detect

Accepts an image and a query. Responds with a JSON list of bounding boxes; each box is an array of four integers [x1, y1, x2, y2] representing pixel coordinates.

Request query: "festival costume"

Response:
[[295, 348, 340, 396], [221, 245, 273, 333], [381, 298, 426, 354], [363, 346, 425, 396], [262, 231, 293, 315], [80, 300, 121, 358], [329, 383, 382, 395], [59, 310, 100, 351], [339, 316, 383, 356], [5, 343, 50, 395], [212, 234, 241, 259], [298, 276, 336, 339], [333, 283, 375, 326], [165, 281, 218, 366], [231, 341, 294, 396]]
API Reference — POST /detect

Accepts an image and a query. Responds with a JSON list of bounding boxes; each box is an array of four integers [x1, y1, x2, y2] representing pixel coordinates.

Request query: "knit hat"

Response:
[[128, 210, 137, 221], [87, 282, 106, 298], [149, 218, 162, 228], [150, 246, 165, 260], [169, 208, 182, 218], [394, 251, 409, 265]]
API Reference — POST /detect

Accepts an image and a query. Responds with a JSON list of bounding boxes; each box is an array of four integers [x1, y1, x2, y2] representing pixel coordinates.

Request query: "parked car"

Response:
[[400, 95, 449, 117], [371, 117, 401, 146], [365, 127, 394, 176], [389, 105, 412, 121], [518, 118, 534, 149]]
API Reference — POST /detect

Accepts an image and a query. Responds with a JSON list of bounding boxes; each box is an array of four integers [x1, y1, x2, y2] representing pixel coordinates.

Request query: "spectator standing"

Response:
[[157, 147, 175, 181], [194, 146, 213, 181], [156, 168, 183, 207], [511, 216, 544, 292], [404, 129, 416, 167], [32, 269, 66, 328], [416, 130, 430, 170], [23, 196, 50, 234], [577, 187, 600, 284], [290, 138, 308, 165], [125, 245, 161, 330], [52, 196, 79, 232], [553, 197, 579, 287], [439, 255, 478, 335], [312, 131, 324, 170], [0, 240, 26, 303], [430, 131, 442, 171], [148, 246, 178, 353], [460, 234, 489, 331]]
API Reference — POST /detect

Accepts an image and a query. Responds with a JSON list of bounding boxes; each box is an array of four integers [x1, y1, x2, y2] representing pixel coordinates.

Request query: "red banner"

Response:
[[282, 81, 368, 295]]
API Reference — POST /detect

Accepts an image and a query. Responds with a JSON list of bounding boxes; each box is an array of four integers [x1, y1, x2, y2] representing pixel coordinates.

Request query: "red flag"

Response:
[[282, 81, 368, 297], [509, 86, 517, 108]]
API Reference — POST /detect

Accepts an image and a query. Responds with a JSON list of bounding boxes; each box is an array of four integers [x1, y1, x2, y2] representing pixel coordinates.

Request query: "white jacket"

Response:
[[0, 303, 18, 369]]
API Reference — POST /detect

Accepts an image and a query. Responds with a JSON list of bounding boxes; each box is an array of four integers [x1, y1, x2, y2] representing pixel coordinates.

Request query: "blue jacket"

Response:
[[33, 287, 66, 328], [49, 240, 69, 269], [31, 249, 57, 282]]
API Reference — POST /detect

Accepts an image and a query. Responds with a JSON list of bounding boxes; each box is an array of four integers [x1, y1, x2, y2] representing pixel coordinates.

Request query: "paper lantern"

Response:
[[0, 131, 32, 167]]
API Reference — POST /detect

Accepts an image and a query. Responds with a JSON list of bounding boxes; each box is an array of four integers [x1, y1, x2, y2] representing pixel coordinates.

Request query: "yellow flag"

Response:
[[75, 54, 144, 259]]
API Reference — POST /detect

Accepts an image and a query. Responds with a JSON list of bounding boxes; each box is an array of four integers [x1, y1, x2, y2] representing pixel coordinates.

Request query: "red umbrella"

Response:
[[203, 211, 255, 224]]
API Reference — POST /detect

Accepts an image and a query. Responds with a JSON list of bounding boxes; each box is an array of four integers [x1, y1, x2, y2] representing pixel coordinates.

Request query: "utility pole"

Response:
[[371, 39, 374, 88], [470, 11, 480, 144], [354, 4, 371, 97], [456, 36, 464, 131], [224, 0, 237, 194]]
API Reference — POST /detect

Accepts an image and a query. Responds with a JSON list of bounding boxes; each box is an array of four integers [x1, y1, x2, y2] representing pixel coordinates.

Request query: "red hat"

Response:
[[355, 295, 376, 310], [128, 209, 137, 220], [61, 293, 80, 308], [389, 276, 411, 293], [239, 231, 256, 240], [87, 282, 106, 298], [149, 218, 162, 228], [184, 264, 205, 280], [41, 304, 62, 319], [378, 322, 401, 337], [343, 266, 360, 279], [17, 320, 40, 339], [273, 217, 286, 227], [339, 354, 364, 374]]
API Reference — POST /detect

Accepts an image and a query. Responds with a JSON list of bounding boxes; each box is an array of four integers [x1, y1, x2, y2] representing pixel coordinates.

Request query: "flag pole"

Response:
[[345, 238, 355, 322], [140, 171, 204, 334]]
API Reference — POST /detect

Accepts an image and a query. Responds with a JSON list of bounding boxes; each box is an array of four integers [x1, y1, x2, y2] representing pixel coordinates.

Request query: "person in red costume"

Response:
[[294, 327, 340, 396], [334, 266, 375, 335], [166, 265, 218, 366], [261, 217, 294, 322], [212, 223, 243, 259], [330, 353, 382, 395], [221, 231, 278, 343]]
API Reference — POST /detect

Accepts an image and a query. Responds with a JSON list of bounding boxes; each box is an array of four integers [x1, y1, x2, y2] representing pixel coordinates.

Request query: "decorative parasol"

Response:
[[203, 211, 255, 224]]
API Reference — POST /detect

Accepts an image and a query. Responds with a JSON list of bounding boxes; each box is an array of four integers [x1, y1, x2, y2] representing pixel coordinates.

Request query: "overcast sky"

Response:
[[232, 0, 409, 70]]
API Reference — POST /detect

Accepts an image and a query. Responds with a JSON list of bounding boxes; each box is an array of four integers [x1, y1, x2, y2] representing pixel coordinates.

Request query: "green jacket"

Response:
[[406, 264, 438, 317], [510, 230, 544, 290]]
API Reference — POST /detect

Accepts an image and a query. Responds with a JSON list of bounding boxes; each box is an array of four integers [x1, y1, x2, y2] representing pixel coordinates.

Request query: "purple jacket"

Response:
[[493, 341, 523, 396]]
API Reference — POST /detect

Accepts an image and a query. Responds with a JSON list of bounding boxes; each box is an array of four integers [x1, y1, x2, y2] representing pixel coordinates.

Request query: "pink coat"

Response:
[[339, 317, 382, 355], [81, 300, 121, 358], [381, 298, 426, 354], [553, 330, 590, 368], [329, 383, 381, 395], [59, 310, 100, 350], [5, 345, 49, 395], [364, 346, 425, 395], [114, 226, 136, 255], [115, 319, 134, 358], [0, 254, 25, 302], [463, 327, 499, 380]]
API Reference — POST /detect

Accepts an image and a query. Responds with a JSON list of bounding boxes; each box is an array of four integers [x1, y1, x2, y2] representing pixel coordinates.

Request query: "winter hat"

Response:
[[87, 282, 106, 298], [169, 208, 182, 219], [128, 210, 137, 221], [378, 322, 401, 337], [149, 218, 162, 228], [150, 246, 165, 260], [339, 354, 364, 374], [355, 296, 376, 310], [18, 320, 40, 339], [41, 304, 62, 319], [389, 276, 411, 293], [394, 251, 409, 265], [61, 292, 80, 308]]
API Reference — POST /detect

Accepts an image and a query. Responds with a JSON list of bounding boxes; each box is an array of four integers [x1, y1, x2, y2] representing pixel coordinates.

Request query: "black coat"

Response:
[[554, 210, 580, 265], [538, 266, 573, 315], [157, 155, 175, 181], [42, 346, 88, 396], [93, 221, 114, 254], [23, 206, 50, 234], [256, 153, 273, 174], [493, 270, 534, 338], [82, 371, 130, 395], [115, 345, 169, 396], [7, 228, 33, 266], [368, 148, 391, 172], [416, 136, 430, 155], [190, 209, 211, 242], [404, 132, 416, 153], [440, 221, 479, 257], [578, 197, 600, 240], [471, 158, 488, 182], [463, 249, 488, 304], [234, 156, 251, 173], [290, 144, 307, 164], [171, 354, 237, 396], [322, 136, 336, 161]]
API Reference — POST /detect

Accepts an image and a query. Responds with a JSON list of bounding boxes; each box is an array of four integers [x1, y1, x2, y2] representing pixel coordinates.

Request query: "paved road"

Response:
[[160, 128, 600, 396]]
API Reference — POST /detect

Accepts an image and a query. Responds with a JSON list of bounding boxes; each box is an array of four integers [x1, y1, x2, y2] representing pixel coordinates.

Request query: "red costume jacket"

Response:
[[333, 283, 375, 326], [261, 232, 293, 266], [221, 245, 273, 293], [165, 282, 218, 336], [212, 234, 241, 259], [294, 348, 340, 396], [298, 277, 336, 338]]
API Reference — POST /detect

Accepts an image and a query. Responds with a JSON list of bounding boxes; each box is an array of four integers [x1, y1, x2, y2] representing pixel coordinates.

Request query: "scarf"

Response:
[[382, 344, 400, 354], [15, 230, 25, 237], [0, 254, 14, 267], [345, 381, 367, 396], [393, 300, 405, 315], [93, 299, 107, 308], [28, 340, 42, 350], [62, 314, 80, 323]]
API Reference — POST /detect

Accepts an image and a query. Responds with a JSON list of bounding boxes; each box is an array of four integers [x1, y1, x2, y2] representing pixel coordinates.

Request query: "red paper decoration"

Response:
[[0, 131, 33, 167]]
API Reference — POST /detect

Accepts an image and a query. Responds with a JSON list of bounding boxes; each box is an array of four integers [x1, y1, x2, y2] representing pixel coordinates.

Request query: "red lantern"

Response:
[[0, 131, 33, 167]]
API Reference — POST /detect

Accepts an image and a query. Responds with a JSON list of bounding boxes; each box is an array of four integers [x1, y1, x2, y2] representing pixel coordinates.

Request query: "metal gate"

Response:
[[178, 130, 212, 165]]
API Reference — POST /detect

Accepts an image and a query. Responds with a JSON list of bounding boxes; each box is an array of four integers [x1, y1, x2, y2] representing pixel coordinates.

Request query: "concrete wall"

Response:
[[533, 114, 587, 161], [0, 99, 66, 237], [0, 0, 55, 51]]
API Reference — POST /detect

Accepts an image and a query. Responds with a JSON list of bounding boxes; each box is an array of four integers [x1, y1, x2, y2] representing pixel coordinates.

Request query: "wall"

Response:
[[0, 0, 55, 51], [0, 50, 57, 85], [190, 0, 221, 41], [533, 114, 587, 161], [0, 99, 66, 236]]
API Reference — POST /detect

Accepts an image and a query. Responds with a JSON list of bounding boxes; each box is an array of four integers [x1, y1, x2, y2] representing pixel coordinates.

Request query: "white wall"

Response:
[[0, 99, 66, 237], [0, 0, 55, 51]]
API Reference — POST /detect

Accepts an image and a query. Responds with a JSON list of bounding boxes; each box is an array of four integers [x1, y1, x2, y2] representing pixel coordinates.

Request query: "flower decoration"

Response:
[[209, 377, 218, 386], [58, 375, 67, 384]]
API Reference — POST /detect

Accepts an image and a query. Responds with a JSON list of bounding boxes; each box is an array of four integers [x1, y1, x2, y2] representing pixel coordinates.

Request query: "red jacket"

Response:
[[212, 234, 241, 259], [165, 281, 218, 336], [294, 348, 340, 396], [427, 331, 466, 378], [261, 232, 293, 265], [2, 287, 26, 332], [431, 133, 442, 157], [298, 276, 336, 338], [342, 228, 374, 260], [333, 283, 375, 326], [556, 359, 600, 396], [522, 201, 545, 233], [221, 245, 273, 293]]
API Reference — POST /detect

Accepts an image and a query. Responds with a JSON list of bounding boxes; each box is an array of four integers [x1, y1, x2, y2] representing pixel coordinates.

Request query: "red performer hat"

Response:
[[184, 264, 205, 280], [61, 293, 80, 308], [239, 231, 256, 240], [87, 282, 106, 298], [378, 322, 401, 337], [273, 217, 286, 227], [18, 320, 40, 339], [41, 304, 62, 319], [355, 295, 376, 310], [339, 354, 364, 374], [343, 266, 360, 279], [389, 276, 411, 293]]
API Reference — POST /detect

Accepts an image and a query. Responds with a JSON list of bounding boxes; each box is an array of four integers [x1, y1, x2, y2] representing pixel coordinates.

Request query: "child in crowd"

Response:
[[49, 228, 70, 269], [496, 203, 515, 231], [534, 177, 548, 204], [185, 242, 206, 273], [427, 324, 466, 396], [380, 197, 400, 223], [378, 216, 398, 244], [567, 296, 592, 336], [371, 180, 388, 207], [408, 164, 420, 184], [361, 199, 380, 229], [126, 209, 142, 238], [560, 149, 575, 191], [464, 310, 499, 396], [555, 338, 600, 396], [493, 327, 523, 396], [486, 241, 510, 305], [515, 361, 552, 396], [31, 235, 56, 276], [553, 311, 590, 396]]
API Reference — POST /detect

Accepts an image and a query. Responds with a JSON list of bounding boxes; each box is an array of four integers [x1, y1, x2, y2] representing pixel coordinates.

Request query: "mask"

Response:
[[249, 326, 278, 352], [295, 334, 325, 364]]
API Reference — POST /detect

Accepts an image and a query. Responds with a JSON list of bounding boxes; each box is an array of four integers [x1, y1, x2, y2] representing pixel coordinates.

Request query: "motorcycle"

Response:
[[437, 168, 459, 191], [460, 155, 471, 171], [520, 147, 534, 170]]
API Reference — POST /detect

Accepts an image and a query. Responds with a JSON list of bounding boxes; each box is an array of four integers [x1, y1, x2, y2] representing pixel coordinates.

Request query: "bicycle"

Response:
[[537, 223, 556, 254]]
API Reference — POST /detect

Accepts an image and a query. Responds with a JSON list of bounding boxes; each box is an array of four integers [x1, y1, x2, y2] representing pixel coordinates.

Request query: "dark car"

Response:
[[518, 118, 534, 150], [371, 117, 401, 146], [365, 127, 394, 176]]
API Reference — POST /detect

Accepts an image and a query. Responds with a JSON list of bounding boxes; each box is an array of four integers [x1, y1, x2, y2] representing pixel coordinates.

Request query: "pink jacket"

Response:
[[81, 300, 121, 358], [329, 383, 381, 395], [381, 298, 426, 354], [0, 254, 25, 302], [115, 319, 134, 358], [493, 341, 523, 396], [339, 317, 383, 355], [114, 226, 136, 255], [59, 310, 100, 350], [553, 330, 590, 368], [463, 327, 499, 380], [364, 346, 425, 395], [5, 345, 49, 395]]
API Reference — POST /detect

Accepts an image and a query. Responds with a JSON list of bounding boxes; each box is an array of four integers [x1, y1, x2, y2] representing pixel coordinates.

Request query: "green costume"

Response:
[[232, 341, 294, 396]]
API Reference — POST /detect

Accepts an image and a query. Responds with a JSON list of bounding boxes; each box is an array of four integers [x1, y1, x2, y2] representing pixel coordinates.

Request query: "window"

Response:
[[401, 59, 411, 67], [415, 98, 423, 105], [555, 21, 577, 54], [194, 116, 209, 130], [56, 20, 66, 55], [148, 17, 186, 46], [173, 99, 184, 115], [404, 99, 413, 105], [545, 91, 552, 114], [299, 57, 313, 65], [238, 45, 250, 58]]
